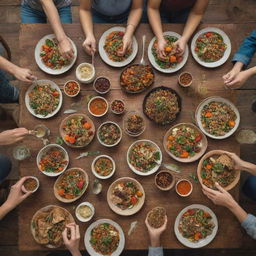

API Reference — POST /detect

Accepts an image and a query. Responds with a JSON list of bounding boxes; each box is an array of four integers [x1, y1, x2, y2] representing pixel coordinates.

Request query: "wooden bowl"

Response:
[[155, 170, 175, 191], [107, 177, 145, 216], [59, 113, 95, 148], [54, 167, 89, 203], [163, 123, 208, 163], [197, 150, 240, 191]]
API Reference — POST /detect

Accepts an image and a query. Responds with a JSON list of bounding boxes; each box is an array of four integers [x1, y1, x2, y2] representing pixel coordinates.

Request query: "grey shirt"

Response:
[[92, 0, 132, 16], [241, 214, 256, 239], [21, 0, 72, 11], [148, 247, 163, 256]]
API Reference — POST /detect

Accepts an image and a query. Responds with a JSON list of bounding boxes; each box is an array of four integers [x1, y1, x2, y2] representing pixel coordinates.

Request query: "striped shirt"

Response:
[[21, 0, 72, 11]]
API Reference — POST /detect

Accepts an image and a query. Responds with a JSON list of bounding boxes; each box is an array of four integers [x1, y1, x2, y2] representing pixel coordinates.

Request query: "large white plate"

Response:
[[148, 31, 189, 73], [174, 204, 218, 248], [98, 27, 138, 67], [191, 27, 231, 68], [127, 139, 162, 176], [84, 219, 125, 256], [195, 96, 240, 139], [35, 34, 77, 75], [25, 79, 63, 119]]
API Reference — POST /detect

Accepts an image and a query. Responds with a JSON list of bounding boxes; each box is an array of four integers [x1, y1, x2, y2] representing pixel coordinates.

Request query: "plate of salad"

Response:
[[127, 139, 162, 176], [163, 123, 208, 163], [54, 167, 89, 203], [107, 177, 145, 216], [85, 219, 125, 256], [25, 79, 62, 119], [35, 34, 77, 75], [191, 27, 231, 68], [99, 27, 138, 67], [174, 204, 218, 248], [148, 31, 189, 73]]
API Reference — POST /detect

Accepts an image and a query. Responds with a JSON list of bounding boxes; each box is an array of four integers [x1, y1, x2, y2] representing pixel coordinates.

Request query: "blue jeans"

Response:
[[21, 4, 72, 24], [160, 7, 191, 23], [243, 176, 256, 201], [0, 154, 11, 184]]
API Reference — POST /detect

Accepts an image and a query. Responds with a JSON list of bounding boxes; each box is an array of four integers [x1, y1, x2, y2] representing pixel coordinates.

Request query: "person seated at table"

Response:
[[21, 0, 74, 59], [79, 0, 143, 56], [0, 177, 32, 220], [145, 214, 168, 256], [147, 0, 209, 59]]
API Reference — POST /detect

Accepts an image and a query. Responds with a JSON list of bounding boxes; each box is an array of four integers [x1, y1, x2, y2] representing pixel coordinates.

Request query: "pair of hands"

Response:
[[0, 128, 29, 146]]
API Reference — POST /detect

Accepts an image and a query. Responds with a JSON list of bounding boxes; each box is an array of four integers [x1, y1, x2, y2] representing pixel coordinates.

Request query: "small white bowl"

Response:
[[22, 176, 40, 193], [93, 76, 111, 95], [91, 155, 116, 179], [88, 96, 109, 117], [63, 80, 80, 97], [76, 63, 95, 84], [75, 202, 95, 222], [97, 121, 122, 147], [175, 179, 193, 197]]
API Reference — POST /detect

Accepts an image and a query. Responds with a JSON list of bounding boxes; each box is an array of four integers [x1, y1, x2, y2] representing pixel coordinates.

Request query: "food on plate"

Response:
[[104, 31, 132, 62], [144, 87, 180, 125], [39, 147, 68, 174], [23, 177, 38, 192], [88, 97, 108, 116], [94, 77, 111, 94], [165, 125, 203, 158], [179, 72, 192, 87], [178, 208, 215, 242], [124, 112, 145, 136], [78, 64, 93, 79], [31, 206, 73, 247], [76, 205, 93, 219], [176, 179, 192, 196], [28, 82, 60, 116], [64, 81, 80, 97], [120, 64, 154, 93], [94, 157, 114, 177], [155, 171, 174, 189], [40, 38, 71, 69], [200, 101, 237, 136], [55, 169, 87, 200], [152, 35, 183, 69], [200, 154, 237, 189], [147, 207, 166, 228], [98, 122, 121, 146], [90, 222, 120, 255], [128, 141, 161, 173], [110, 181, 143, 210], [195, 31, 227, 62], [61, 115, 94, 147], [111, 99, 125, 114]]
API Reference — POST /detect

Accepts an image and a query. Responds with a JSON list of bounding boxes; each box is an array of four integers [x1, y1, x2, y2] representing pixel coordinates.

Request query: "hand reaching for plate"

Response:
[[82, 35, 97, 56], [117, 34, 132, 57], [174, 37, 187, 56], [59, 37, 74, 60], [156, 37, 167, 60]]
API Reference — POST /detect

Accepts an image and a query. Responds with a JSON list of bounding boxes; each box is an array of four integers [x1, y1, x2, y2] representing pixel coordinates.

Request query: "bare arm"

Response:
[[40, 0, 74, 59]]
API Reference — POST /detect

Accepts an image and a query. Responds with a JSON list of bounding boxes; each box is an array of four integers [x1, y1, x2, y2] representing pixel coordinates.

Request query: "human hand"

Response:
[[145, 215, 167, 247], [82, 35, 96, 56], [62, 223, 81, 256], [12, 66, 36, 83], [59, 37, 74, 60], [118, 33, 132, 56], [224, 69, 252, 89], [174, 37, 187, 56], [222, 152, 245, 170], [156, 37, 167, 59], [0, 128, 29, 146]]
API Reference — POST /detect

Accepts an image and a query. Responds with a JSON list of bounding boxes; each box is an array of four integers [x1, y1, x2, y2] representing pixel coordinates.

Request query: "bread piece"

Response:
[[216, 154, 233, 170]]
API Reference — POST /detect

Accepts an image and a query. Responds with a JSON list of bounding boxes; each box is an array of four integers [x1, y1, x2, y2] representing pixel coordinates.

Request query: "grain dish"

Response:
[[123, 111, 146, 137], [147, 207, 166, 228], [92, 155, 115, 179]]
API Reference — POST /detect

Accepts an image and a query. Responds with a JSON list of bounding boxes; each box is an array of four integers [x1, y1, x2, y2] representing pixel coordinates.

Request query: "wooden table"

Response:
[[18, 23, 246, 251]]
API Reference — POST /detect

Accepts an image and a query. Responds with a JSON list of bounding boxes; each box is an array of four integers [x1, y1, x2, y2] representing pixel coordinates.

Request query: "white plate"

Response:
[[84, 219, 125, 256], [98, 27, 138, 67], [174, 204, 218, 248], [35, 34, 77, 75], [148, 31, 189, 73], [36, 144, 69, 177], [127, 139, 162, 176], [195, 96, 240, 139], [191, 27, 231, 68], [25, 79, 63, 119]]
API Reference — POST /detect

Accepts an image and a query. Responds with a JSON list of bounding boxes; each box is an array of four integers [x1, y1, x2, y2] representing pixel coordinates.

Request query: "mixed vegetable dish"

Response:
[[94, 157, 114, 177], [98, 123, 121, 146]]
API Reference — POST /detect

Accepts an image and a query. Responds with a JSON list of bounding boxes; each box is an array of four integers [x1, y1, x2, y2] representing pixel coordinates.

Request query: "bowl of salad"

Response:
[[163, 123, 208, 163], [64, 80, 80, 97], [127, 139, 162, 176], [174, 204, 218, 248], [60, 113, 95, 148], [54, 167, 89, 203], [35, 34, 77, 75], [91, 155, 116, 179], [107, 177, 145, 216], [37, 144, 69, 177], [97, 121, 122, 147], [148, 31, 189, 73], [195, 96, 240, 139], [25, 80, 63, 119]]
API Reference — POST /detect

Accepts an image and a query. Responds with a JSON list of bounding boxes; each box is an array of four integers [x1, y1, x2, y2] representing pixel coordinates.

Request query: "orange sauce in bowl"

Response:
[[89, 98, 107, 116], [177, 180, 192, 196]]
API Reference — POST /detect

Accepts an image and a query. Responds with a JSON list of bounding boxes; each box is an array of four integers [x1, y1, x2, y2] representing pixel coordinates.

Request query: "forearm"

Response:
[[79, 9, 94, 38], [0, 56, 17, 75], [148, 7, 164, 41], [40, 0, 67, 42], [69, 249, 82, 256], [228, 200, 248, 223], [149, 236, 161, 247], [240, 159, 256, 175], [125, 7, 143, 37], [0, 202, 13, 220]]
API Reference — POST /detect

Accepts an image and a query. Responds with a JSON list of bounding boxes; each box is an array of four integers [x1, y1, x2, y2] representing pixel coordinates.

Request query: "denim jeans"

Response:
[[243, 176, 256, 201], [0, 154, 11, 184], [160, 7, 191, 24], [21, 4, 72, 24]]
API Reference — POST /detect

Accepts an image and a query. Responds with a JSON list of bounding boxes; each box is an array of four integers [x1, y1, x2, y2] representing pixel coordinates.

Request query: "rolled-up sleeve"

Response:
[[232, 30, 256, 67], [241, 214, 256, 239], [148, 247, 164, 256]]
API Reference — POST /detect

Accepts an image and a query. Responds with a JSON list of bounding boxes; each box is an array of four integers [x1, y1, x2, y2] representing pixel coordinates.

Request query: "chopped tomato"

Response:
[[58, 189, 65, 196], [195, 135, 202, 142], [77, 180, 84, 189], [131, 196, 138, 205], [206, 32, 212, 38]]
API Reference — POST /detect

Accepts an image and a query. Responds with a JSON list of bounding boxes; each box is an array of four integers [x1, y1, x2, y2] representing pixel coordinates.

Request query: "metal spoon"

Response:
[[140, 35, 146, 66], [92, 179, 102, 195]]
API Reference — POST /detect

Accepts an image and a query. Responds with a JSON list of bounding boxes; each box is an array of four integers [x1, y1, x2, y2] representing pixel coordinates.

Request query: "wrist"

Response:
[[233, 62, 243, 72], [69, 248, 81, 256], [1, 201, 14, 212], [227, 199, 239, 211], [150, 236, 161, 247]]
